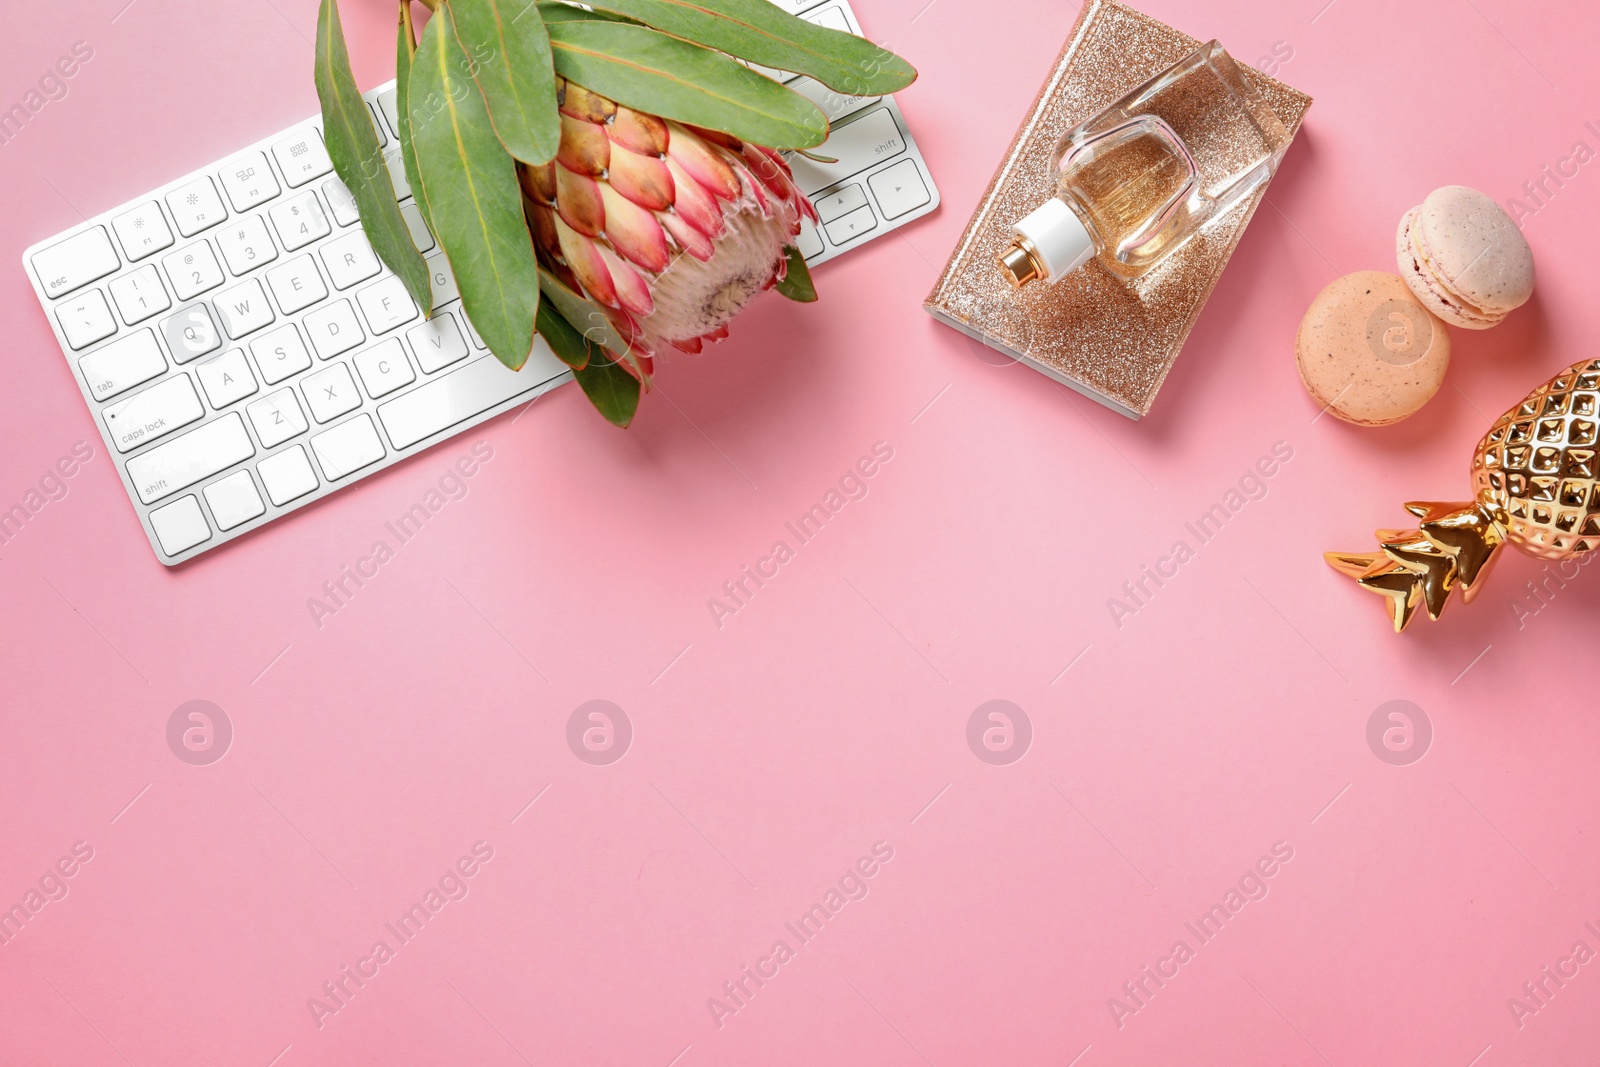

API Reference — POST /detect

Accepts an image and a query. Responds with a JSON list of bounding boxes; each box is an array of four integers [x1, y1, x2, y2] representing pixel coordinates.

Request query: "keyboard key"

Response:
[[196, 348, 258, 409], [111, 202, 174, 261], [248, 389, 309, 448], [148, 495, 211, 556], [385, 148, 410, 200], [103, 374, 204, 453], [160, 303, 223, 363], [868, 158, 931, 220], [805, 3, 850, 30], [32, 226, 120, 299], [379, 353, 549, 449], [162, 240, 226, 300], [109, 265, 172, 325], [744, 59, 800, 84], [258, 445, 319, 505], [249, 323, 312, 385], [322, 177, 359, 227], [273, 129, 333, 188], [407, 312, 468, 373], [814, 183, 868, 223], [269, 191, 331, 251], [426, 252, 459, 305], [203, 470, 266, 530], [311, 413, 385, 480], [321, 230, 380, 289], [166, 176, 228, 236], [354, 338, 416, 398], [463, 315, 487, 349], [786, 107, 905, 195], [218, 151, 281, 212], [266, 255, 328, 315], [376, 88, 401, 138], [823, 203, 876, 245], [56, 290, 117, 350], [368, 102, 389, 147], [789, 76, 878, 123], [214, 278, 275, 339], [796, 220, 825, 260], [217, 215, 279, 276], [356, 275, 418, 334], [79, 329, 167, 401], [126, 412, 255, 504], [304, 299, 364, 359], [401, 202, 435, 252], [302, 362, 361, 423]]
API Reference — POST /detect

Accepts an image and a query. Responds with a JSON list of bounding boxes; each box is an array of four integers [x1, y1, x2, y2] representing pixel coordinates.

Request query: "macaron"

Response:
[[1396, 185, 1534, 330], [1296, 271, 1451, 426]]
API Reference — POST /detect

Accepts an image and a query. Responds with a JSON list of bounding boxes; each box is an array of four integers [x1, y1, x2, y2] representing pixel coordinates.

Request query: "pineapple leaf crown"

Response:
[[1327, 358, 1600, 632], [1326, 501, 1507, 633], [315, 0, 916, 425]]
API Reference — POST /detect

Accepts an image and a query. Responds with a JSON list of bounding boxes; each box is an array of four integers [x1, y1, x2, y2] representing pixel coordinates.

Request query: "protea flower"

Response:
[[315, 0, 915, 424], [519, 79, 819, 376]]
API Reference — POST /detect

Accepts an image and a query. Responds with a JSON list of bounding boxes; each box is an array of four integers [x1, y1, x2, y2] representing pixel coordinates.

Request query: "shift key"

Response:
[[126, 412, 255, 504], [786, 108, 905, 196]]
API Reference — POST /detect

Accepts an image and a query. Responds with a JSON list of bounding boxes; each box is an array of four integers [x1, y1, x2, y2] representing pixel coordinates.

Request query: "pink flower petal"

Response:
[[595, 243, 655, 319], [599, 183, 671, 274], [607, 144, 675, 213], [554, 164, 606, 238], [666, 124, 741, 201], [556, 112, 610, 177], [554, 214, 617, 308], [659, 209, 714, 261], [662, 157, 722, 238]]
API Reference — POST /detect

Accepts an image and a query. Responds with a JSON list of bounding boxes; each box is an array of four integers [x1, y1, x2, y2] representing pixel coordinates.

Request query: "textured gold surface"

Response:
[[923, 0, 1313, 418], [1326, 359, 1600, 632]]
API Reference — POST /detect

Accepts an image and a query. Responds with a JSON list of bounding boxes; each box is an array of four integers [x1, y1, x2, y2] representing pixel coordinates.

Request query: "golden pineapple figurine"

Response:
[[1328, 358, 1600, 632]]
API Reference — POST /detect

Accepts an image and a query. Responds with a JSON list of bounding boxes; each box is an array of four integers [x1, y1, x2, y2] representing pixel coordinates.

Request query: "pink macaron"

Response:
[[1396, 185, 1534, 330]]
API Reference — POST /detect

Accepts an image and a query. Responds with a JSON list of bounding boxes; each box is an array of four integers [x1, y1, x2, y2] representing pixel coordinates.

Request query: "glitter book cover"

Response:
[[924, 0, 1313, 418]]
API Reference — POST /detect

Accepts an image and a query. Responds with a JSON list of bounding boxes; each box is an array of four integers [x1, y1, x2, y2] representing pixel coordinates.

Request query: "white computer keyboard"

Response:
[[21, 0, 938, 565]]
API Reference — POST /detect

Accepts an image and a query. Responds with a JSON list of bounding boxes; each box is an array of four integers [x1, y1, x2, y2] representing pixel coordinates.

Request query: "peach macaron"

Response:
[[1296, 271, 1451, 426], [1396, 185, 1534, 330]]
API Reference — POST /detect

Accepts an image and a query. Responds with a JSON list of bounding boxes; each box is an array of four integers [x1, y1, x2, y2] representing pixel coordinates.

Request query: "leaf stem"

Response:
[[400, 0, 418, 52]]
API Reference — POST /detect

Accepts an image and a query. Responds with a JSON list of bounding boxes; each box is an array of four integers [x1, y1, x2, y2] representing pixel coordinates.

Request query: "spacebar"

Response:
[[378, 354, 547, 449]]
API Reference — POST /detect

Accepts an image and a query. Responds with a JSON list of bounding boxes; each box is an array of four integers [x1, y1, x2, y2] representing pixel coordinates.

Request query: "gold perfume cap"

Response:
[[998, 239, 1043, 288]]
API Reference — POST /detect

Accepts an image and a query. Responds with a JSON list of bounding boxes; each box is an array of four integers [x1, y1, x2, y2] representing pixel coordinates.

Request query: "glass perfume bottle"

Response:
[[999, 41, 1291, 287]]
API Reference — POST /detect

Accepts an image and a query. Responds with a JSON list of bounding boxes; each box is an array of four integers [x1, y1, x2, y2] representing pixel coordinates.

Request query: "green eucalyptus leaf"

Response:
[[583, 0, 915, 95], [545, 18, 829, 149], [534, 299, 592, 370], [395, 6, 433, 234], [537, 269, 625, 352], [774, 245, 817, 302], [447, 0, 561, 164], [536, 268, 650, 384], [572, 351, 641, 427], [536, 2, 639, 25], [410, 7, 541, 371], [315, 0, 432, 316]]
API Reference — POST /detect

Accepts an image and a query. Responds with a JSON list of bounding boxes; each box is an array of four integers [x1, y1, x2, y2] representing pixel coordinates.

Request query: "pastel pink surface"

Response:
[[3, 0, 1599, 1064]]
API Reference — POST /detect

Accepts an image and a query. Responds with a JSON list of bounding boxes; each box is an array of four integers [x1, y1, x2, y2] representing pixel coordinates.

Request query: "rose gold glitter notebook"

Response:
[[923, 0, 1312, 419]]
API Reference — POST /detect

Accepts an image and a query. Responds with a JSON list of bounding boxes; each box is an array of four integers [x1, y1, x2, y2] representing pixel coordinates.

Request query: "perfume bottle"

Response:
[[999, 41, 1291, 287]]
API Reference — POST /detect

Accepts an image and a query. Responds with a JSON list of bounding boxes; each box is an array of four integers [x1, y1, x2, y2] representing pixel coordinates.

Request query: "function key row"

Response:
[[31, 125, 337, 301]]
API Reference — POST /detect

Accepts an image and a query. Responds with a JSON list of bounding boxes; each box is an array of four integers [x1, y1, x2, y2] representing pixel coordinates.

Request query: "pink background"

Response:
[[3, 0, 1598, 1064]]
